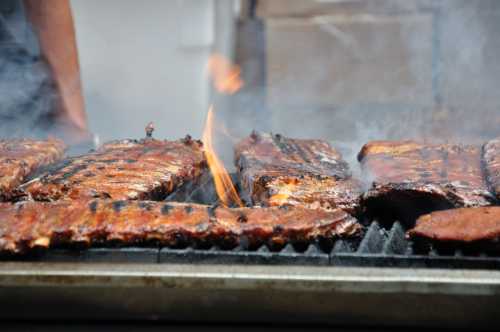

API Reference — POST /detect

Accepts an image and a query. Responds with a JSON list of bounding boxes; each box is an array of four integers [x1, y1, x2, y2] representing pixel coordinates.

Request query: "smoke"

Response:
[[215, 0, 500, 176], [0, 11, 55, 139], [2, 0, 497, 168]]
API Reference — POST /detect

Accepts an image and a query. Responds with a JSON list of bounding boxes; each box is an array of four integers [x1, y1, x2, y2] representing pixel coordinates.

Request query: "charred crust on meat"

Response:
[[100, 192, 112, 199], [237, 213, 248, 223], [181, 135, 193, 145], [101, 159, 118, 164], [273, 225, 284, 234], [184, 206, 193, 214], [161, 204, 173, 215], [112, 200, 127, 212], [145, 122, 155, 138], [173, 232, 188, 246], [125, 159, 137, 164], [138, 201, 153, 211], [207, 205, 217, 219], [142, 147, 155, 154], [58, 164, 88, 181], [250, 130, 260, 142], [88, 200, 98, 213]]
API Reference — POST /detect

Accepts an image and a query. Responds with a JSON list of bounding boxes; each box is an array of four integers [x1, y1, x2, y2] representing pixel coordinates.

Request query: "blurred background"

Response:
[[71, 0, 500, 157]]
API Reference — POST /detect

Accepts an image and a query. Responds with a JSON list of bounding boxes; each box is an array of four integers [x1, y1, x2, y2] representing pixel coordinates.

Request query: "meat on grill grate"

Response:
[[0, 138, 65, 201], [0, 200, 361, 254], [358, 141, 495, 223], [407, 206, 500, 243], [483, 138, 500, 201], [235, 132, 362, 215], [21, 137, 207, 201]]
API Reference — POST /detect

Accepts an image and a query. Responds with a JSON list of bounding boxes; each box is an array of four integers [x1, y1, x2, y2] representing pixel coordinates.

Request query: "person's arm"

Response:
[[23, 0, 88, 139]]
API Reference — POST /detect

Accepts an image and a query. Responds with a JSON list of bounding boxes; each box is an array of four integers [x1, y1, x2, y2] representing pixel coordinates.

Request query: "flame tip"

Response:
[[207, 53, 244, 95]]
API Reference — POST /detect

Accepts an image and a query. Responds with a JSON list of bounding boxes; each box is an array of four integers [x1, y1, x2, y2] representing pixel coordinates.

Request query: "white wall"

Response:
[[71, 0, 226, 142]]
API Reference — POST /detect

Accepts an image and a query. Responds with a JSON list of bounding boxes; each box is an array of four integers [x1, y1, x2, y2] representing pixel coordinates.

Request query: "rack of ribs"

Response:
[[22, 136, 207, 201], [358, 141, 495, 224], [407, 207, 500, 244], [235, 132, 362, 215], [483, 138, 500, 201], [0, 200, 361, 254], [0, 138, 65, 201]]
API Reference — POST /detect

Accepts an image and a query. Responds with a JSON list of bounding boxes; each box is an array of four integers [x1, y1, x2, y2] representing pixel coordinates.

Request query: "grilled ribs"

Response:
[[0, 200, 361, 254], [484, 138, 500, 200], [0, 138, 65, 201], [235, 132, 362, 215], [407, 207, 500, 243], [358, 141, 495, 224], [22, 137, 207, 201]]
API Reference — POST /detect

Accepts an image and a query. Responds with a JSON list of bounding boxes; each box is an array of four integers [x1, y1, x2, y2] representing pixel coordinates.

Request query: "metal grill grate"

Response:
[[3, 220, 498, 269], [3, 173, 500, 269]]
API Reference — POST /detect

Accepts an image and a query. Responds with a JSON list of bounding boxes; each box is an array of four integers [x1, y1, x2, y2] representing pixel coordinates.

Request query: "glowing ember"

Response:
[[202, 105, 244, 207], [207, 54, 244, 94]]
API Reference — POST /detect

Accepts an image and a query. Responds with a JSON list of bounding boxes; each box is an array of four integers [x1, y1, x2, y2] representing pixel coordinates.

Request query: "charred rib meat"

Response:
[[358, 141, 495, 223], [407, 207, 500, 243], [23, 137, 207, 201], [235, 132, 362, 215], [0, 200, 361, 254], [483, 138, 500, 200], [0, 138, 65, 201]]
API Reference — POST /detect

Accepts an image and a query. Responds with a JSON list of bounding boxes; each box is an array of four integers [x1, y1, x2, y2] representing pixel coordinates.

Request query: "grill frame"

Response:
[[0, 262, 499, 328]]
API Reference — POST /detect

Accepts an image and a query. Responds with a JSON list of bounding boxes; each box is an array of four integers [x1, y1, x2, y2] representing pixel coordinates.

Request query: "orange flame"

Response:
[[202, 105, 244, 207], [207, 54, 244, 94]]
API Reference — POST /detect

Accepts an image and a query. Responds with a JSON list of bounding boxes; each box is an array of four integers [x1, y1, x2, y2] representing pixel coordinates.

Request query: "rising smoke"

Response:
[[217, 0, 500, 175], [2, 0, 498, 174], [0, 8, 56, 139]]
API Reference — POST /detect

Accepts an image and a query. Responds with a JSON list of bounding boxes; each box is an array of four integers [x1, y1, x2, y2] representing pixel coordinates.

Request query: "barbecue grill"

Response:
[[1, 174, 500, 329], [2, 1, 500, 329]]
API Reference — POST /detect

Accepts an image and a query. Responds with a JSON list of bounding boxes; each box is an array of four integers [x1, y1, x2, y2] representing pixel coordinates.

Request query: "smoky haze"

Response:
[[217, 0, 500, 176], [2, 1, 498, 176], [0, 1, 55, 139]]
